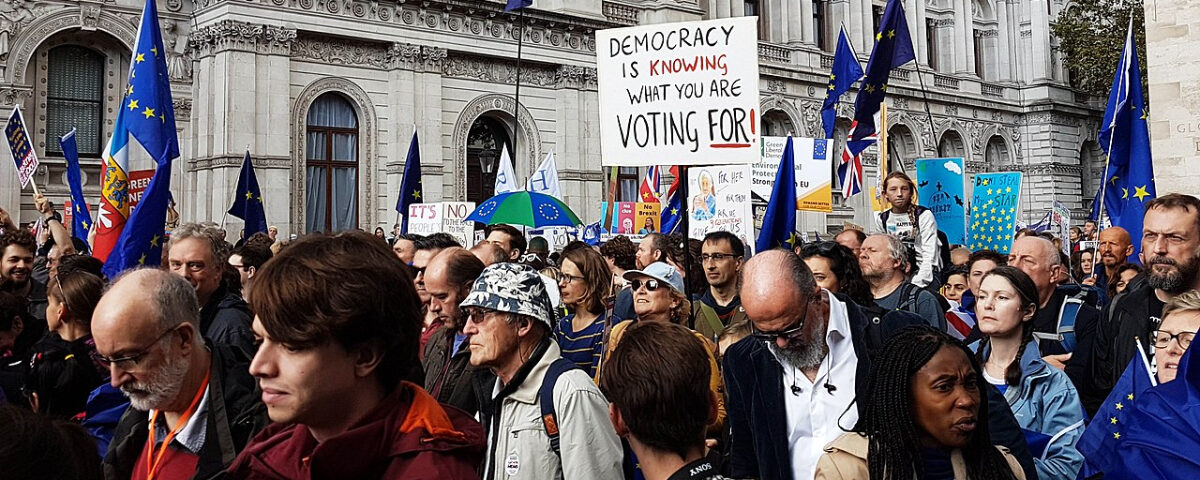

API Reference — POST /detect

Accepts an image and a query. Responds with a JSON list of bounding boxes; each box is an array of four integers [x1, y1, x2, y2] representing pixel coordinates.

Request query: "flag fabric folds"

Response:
[[639, 165, 660, 203], [528, 151, 562, 199], [494, 145, 521, 195], [396, 130, 423, 234], [101, 0, 180, 278], [1077, 340, 1157, 477], [1106, 344, 1200, 478], [60, 129, 94, 245], [755, 137, 797, 252], [228, 151, 267, 239], [849, 0, 914, 144], [838, 136, 870, 198], [821, 28, 864, 140], [660, 185, 682, 235], [505, 0, 532, 12], [1090, 20, 1154, 262]]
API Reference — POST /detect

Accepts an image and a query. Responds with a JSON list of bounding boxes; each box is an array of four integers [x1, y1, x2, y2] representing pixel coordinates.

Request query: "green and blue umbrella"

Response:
[[466, 191, 582, 228]]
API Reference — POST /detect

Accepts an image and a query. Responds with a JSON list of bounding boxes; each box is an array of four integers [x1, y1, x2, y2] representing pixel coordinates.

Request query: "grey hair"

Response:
[[107, 268, 201, 335], [1026, 236, 1061, 267], [1163, 289, 1200, 319], [169, 222, 231, 265], [877, 234, 910, 266]]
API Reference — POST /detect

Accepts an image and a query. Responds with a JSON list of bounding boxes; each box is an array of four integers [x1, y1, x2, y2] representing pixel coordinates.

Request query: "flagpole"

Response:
[[908, 58, 939, 160], [677, 165, 695, 327], [512, 8, 525, 178]]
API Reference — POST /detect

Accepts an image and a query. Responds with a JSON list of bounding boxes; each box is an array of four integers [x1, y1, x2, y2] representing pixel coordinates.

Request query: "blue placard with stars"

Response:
[[968, 172, 1021, 253]]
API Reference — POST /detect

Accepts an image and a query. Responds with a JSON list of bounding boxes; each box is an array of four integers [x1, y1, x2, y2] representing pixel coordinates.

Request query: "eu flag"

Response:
[[59, 129, 93, 246], [1107, 343, 1200, 478], [228, 151, 267, 239], [101, 0, 179, 278], [505, 0, 532, 12], [660, 186, 682, 235], [1090, 21, 1154, 262], [1077, 340, 1157, 477], [397, 130, 423, 234], [849, 0, 914, 144], [822, 28, 864, 140], [756, 137, 797, 252]]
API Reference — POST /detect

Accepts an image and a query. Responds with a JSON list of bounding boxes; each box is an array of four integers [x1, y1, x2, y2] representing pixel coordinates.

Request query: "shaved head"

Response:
[[741, 250, 818, 332], [1098, 226, 1134, 267]]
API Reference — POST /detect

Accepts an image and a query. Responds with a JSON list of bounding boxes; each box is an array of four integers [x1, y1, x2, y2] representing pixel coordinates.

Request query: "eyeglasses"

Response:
[[750, 295, 811, 345], [559, 273, 582, 285], [1151, 330, 1195, 349], [412, 266, 427, 277], [700, 253, 738, 263], [464, 308, 512, 325], [97, 327, 178, 371], [52, 273, 70, 313], [629, 279, 662, 292]]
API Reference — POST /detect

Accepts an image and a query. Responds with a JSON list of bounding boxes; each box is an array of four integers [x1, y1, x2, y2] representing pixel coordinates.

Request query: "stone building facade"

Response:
[[0, 0, 1105, 237]]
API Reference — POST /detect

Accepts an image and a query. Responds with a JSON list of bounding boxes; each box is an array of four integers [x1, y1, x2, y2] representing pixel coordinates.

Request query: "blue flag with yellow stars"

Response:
[[228, 151, 267, 239], [822, 27, 863, 140], [1090, 21, 1154, 262], [967, 172, 1021, 253], [660, 185, 682, 235], [1106, 343, 1200, 478], [1077, 340, 1157, 477], [505, 0, 532, 12], [756, 137, 797, 253], [397, 130, 423, 234], [101, 0, 179, 279], [849, 0, 914, 144], [59, 129, 93, 247]]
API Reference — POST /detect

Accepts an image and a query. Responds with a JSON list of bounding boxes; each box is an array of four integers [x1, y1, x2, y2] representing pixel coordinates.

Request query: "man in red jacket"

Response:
[[228, 232, 484, 479]]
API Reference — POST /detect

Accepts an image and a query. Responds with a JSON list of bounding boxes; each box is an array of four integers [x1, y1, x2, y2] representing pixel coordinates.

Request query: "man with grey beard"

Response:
[[1093, 193, 1200, 403], [92, 269, 265, 480]]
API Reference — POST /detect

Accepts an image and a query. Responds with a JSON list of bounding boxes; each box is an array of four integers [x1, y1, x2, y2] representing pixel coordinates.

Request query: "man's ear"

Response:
[[608, 403, 629, 437], [353, 343, 386, 379], [246, 266, 257, 280]]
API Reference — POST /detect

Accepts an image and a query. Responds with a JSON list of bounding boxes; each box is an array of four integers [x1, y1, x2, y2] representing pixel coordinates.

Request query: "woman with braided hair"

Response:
[[816, 326, 1024, 479], [871, 171, 943, 288], [973, 266, 1086, 480]]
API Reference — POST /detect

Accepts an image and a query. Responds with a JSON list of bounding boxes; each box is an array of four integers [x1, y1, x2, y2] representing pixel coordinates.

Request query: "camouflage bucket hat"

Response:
[[459, 262, 554, 327]]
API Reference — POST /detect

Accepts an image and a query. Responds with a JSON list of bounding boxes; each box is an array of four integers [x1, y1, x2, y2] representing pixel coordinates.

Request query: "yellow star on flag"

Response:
[[829, 74, 836, 80], [1127, 393, 1134, 401], [1134, 185, 1150, 201], [865, 84, 876, 93], [412, 190, 421, 199], [876, 31, 882, 41], [1141, 109, 1149, 120], [135, 53, 145, 63], [1122, 188, 1129, 199], [127, 85, 134, 95], [245, 191, 253, 200], [671, 207, 679, 215], [1115, 402, 1124, 410], [1110, 417, 1118, 424], [142, 107, 155, 119], [1114, 432, 1121, 439], [128, 99, 139, 111], [828, 84, 836, 91], [138, 253, 147, 265], [82, 220, 89, 229], [150, 235, 160, 248], [151, 46, 158, 56], [257, 195, 264, 203], [887, 30, 896, 38]]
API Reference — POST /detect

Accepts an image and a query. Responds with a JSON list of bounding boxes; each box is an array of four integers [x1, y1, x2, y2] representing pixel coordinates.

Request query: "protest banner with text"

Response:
[[968, 172, 1022, 254], [916, 158, 966, 245], [687, 165, 753, 246], [596, 17, 761, 166], [635, 202, 662, 234], [5, 106, 38, 189]]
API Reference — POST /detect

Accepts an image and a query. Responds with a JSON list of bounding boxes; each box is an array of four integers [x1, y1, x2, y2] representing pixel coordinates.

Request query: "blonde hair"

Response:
[[1163, 289, 1200, 319]]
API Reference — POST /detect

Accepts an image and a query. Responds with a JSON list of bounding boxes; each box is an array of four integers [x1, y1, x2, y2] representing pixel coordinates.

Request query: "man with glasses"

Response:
[[92, 268, 264, 479], [694, 231, 748, 332], [168, 223, 254, 358], [463, 262, 621, 480]]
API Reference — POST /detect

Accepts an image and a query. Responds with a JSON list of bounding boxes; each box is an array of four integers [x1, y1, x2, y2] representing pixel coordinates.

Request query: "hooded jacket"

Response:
[[976, 341, 1086, 480], [228, 382, 485, 479], [472, 338, 622, 480], [103, 343, 266, 480]]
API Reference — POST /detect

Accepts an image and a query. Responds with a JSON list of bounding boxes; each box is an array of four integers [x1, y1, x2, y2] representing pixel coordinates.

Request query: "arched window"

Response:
[[45, 46, 105, 156], [305, 93, 359, 232]]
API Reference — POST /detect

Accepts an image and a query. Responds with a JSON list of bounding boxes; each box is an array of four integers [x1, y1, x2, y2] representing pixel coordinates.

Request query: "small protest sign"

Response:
[[916, 158, 966, 245], [968, 172, 1022, 253]]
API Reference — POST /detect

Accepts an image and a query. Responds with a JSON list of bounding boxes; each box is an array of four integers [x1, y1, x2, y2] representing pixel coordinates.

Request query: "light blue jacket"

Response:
[[973, 341, 1087, 480]]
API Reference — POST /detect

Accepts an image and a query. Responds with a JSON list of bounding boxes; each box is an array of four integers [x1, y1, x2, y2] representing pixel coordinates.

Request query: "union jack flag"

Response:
[[639, 165, 661, 203], [838, 120, 875, 198]]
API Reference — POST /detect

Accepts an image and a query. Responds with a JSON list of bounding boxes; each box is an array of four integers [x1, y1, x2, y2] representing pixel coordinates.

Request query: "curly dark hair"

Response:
[[0, 229, 35, 257], [855, 326, 1018, 480], [599, 235, 637, 271], [799, 241, 872, 306]]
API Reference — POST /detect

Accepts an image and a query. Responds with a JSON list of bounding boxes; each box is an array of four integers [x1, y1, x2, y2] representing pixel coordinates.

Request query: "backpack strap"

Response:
[[1032, 292, 1087, 352], [539, 357, 581, 457], [894, 283, 922, 313]]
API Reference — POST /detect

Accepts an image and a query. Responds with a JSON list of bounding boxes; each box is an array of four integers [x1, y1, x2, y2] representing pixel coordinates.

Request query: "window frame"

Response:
[[304, 93, 360, 232], [44, 45, 106, 157]]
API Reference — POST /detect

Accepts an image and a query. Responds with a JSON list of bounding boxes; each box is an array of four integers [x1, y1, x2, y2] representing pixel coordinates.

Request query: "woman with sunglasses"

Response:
[[972, 266, 1085, 480], [23, 270, 107, 418], [598, 262, 725, 438], [1154, 289, 1200, 384], [554, 247, 613, 378], [817, 326, 1025, 480]]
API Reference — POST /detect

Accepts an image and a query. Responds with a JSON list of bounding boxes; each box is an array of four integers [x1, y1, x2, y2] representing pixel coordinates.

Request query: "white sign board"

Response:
[[407, 202, 476, 247], [687, 164, 754, 247], [751, 137, 834, 227], [596, 17, 762, 166]]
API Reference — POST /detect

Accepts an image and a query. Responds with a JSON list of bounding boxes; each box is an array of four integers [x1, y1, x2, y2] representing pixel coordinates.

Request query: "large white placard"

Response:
[[408, 202, 476, 247], [596, 17, 761, 166]]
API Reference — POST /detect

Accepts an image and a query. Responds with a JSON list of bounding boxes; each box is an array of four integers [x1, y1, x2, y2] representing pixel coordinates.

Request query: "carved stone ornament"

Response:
[[442, 54, 558, 88], [0, 85, 32, 105], [555, 64, 597, 90], [291, 35, 391, 69], [451, 94, 542, 200], [189, 20, 297, 56]]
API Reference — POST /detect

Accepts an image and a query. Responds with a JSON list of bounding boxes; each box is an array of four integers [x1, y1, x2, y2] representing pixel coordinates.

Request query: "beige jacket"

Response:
[[480, 341, 623, 480], [815, 432, 1026, 480]]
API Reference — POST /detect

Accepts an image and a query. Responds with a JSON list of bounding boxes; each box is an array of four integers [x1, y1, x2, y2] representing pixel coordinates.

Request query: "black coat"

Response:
[[103, 343, 266, 480], [422, 326, 491, 416], [1091, 282, 1161, 404], [199, 283, 255, 359], [720, 293, 1035, 480]]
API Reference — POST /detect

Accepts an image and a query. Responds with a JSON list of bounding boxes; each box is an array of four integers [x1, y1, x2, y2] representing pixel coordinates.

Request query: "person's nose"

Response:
[[109, 368, 133, 389], [249, 345, 275, 379]]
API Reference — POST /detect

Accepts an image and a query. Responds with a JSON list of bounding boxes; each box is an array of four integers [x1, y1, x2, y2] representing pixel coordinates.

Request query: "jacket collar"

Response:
[[504, 339, 560, 405]]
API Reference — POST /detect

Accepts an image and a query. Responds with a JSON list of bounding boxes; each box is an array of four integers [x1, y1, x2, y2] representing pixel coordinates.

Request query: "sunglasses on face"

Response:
[[630, 278, 662, 292]]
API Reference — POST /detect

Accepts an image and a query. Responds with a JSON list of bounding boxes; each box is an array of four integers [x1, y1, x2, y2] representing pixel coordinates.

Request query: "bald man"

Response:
[[93, 269, 264, 479], [1091, 226, 1134, 295]]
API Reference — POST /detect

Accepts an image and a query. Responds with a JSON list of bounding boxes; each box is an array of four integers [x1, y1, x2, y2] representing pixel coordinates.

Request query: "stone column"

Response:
[[1144, 0, 1200, 197], [797, 0, 813, 45], [710, 0, 730, 19], [1029, 0, 1052, 81], [995, 0, 1012, 81], [952, 0, 973, 73]]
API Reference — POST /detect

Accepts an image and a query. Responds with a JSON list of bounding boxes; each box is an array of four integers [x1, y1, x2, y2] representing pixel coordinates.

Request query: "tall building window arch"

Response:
[[305, 92, 359, 232], [45, 45, 105, 156], [814, 0, 829, 51]]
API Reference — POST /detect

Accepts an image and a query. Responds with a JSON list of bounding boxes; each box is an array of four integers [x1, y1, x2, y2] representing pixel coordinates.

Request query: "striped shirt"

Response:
[[555, 313, 608, 377]]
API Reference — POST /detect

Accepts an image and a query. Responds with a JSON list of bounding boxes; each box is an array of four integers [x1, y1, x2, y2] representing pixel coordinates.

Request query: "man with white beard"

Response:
[[92, 269, 265, 480]]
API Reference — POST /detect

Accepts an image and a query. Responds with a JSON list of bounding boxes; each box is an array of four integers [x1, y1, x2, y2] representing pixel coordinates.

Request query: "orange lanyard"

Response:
[[144, 369, 210, 480]]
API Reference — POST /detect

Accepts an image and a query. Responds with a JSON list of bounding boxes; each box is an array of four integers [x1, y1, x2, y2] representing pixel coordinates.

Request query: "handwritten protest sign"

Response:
[[596, 17, 761, 166], [635, 202, 661, 234], [5, 106, 38, 189], [916, 158, 966, 245], [687, 165, 753, 245], [407, 202, 476, 246], [968, 172, 1022, 253]]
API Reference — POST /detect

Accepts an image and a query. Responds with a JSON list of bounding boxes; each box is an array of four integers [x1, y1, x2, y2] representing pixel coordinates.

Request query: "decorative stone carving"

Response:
[[945, 104, 958, 116], [166, 0, 184, 13], [173, 98, 191, 119], [190, 20, 297, 56], [442, 54, 558, 87], [291, 35, 391, 69], [451, 94, 542, 200], [0, 85, 32, 105], [765, 79, 785, 93], [892, 96, 908, 110], [555, 64, 597, 90], [0, 0, 38, 59]]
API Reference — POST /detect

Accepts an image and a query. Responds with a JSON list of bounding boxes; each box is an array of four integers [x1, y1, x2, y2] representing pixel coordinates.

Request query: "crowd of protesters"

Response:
[[0, 179, 1198, 480]]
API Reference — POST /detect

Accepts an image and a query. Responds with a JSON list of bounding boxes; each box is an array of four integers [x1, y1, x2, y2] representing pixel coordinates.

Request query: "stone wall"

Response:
[[1144, 2, 1200, 197]]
